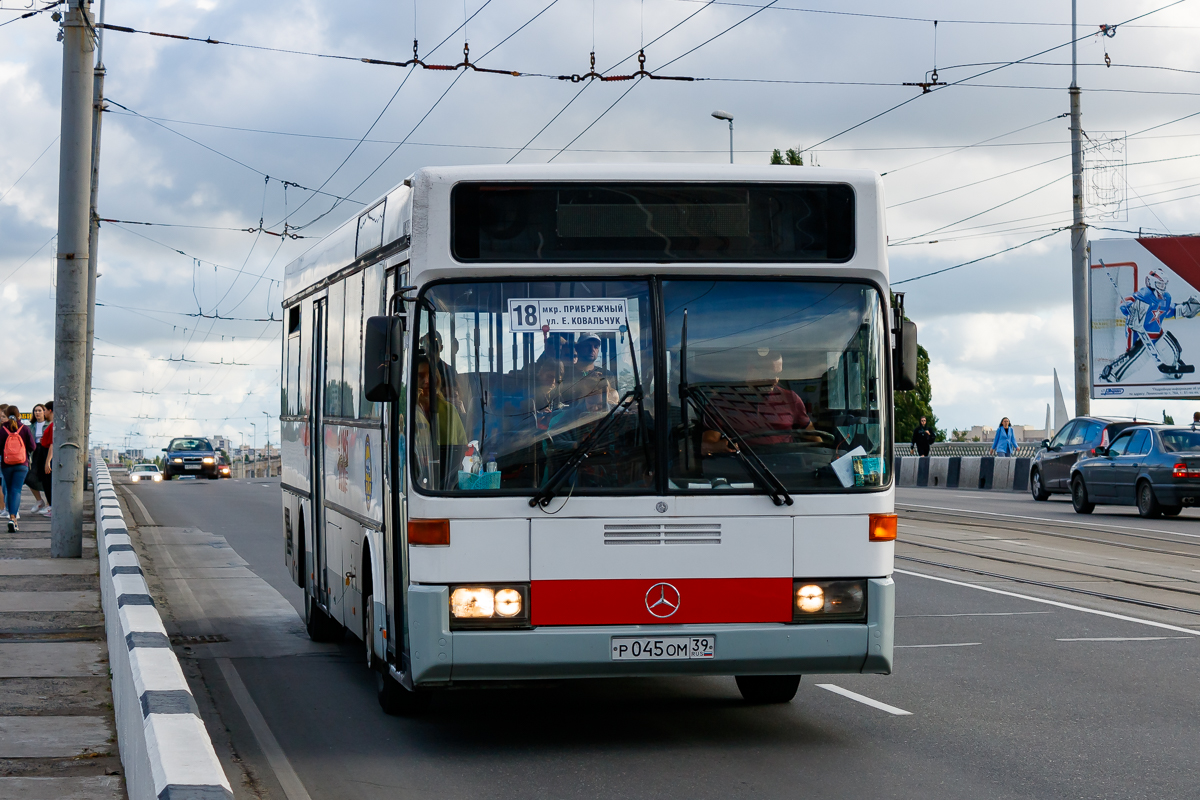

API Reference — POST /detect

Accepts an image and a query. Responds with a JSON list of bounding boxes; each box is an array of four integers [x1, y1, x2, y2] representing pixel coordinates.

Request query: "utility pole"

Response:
[[83, 0, 106, 485], [53, 0, 95, 559], [1069, 0, 1090, 417]]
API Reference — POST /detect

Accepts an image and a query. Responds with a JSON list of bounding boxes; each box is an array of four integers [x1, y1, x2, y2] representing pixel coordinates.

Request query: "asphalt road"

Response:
[[128, 478, 1200, 799]]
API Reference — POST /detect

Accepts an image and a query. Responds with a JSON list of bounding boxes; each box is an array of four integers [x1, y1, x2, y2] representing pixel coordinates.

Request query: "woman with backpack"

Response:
[[0, 407, 36, 532], [24, 404, 49, 514]]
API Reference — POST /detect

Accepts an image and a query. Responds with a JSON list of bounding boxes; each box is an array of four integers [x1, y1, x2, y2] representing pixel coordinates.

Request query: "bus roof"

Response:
[[284, 164, 886, 301]]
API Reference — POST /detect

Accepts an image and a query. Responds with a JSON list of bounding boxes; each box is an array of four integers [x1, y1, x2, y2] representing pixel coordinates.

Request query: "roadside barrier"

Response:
[[895, 456, 1031, 492], [93, 458, 233, 800]]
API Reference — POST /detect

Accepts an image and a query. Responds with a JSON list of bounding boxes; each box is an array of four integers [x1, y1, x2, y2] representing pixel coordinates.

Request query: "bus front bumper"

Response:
[[406, 577, 893, 685]]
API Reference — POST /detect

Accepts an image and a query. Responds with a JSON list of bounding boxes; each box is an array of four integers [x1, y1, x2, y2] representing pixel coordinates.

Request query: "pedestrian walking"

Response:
[[36, 402, 52, 517], [912, 415, 936, 457], [25, 404, 49, 514], [0, 407, 36, 532], [992, 417, 1018, 457]]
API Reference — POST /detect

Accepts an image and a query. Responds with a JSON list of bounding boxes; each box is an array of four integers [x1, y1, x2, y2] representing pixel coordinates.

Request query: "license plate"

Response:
[[611, 636, 715, 661], [185, 465, 200, 470]]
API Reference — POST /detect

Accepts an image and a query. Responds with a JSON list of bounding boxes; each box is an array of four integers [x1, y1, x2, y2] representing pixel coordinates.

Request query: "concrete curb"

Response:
[[896, 456, 1031, 492], [93, 459, 233, 800]]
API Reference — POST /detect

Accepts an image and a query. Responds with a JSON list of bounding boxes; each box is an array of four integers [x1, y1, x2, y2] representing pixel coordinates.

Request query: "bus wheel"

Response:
[[377, 670, 430, 716], [304, 591, 342, 642], [363, 594, 375, 668], [735, 675, 801, 704]]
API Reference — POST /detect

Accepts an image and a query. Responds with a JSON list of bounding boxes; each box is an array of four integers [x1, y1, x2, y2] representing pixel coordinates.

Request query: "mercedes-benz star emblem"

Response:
[[645, 582, 681, 618]]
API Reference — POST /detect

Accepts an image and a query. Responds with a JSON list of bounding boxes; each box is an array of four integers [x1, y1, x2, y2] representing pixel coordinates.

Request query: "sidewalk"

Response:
[[0, 489, 125, 799]]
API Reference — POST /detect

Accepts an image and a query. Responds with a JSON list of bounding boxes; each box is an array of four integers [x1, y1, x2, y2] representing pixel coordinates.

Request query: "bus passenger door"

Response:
[[311, 299, 329, 611]]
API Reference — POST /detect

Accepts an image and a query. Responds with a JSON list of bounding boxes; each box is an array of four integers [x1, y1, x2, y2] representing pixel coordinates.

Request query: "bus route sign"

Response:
[[507, 298, 628, 332]]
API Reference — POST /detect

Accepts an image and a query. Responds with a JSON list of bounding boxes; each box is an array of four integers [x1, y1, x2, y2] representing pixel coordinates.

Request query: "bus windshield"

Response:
[[411, 279, 888, 496], [413, 280, 656, 494], [665, 280, 888, 493]]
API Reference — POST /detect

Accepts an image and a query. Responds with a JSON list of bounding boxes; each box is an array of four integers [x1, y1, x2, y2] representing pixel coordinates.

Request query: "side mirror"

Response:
[[1040, 439, 1050, 449], [1093, 446, 1107, 457], [363, 314, 406, 402], [162, 448, 168, 453], [893, 319, 918, 392]]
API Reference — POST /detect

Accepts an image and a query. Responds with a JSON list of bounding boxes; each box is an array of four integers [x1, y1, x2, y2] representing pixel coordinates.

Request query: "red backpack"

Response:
[[3, 428, 26, 465]]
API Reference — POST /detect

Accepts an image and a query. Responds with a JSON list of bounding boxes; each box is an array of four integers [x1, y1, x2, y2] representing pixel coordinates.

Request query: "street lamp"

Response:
[[262, 411, 271, 477], [712, 110, 734, 164], [250, 422, 257, 478]]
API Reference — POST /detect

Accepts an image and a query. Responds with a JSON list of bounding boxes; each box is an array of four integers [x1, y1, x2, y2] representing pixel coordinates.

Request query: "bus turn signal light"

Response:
[[408, 519, 450, 546], [869, 513, 897, 541]]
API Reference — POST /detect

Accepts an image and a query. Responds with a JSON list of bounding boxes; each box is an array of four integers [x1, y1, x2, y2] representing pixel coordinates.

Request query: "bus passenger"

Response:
[[415, 357, 467, 446], [563, 333, 619, 410], [701, 350, 818, 455]]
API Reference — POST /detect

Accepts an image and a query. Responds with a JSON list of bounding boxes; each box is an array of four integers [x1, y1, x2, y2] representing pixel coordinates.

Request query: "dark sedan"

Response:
[[1069, 425, 1200, 517], [1029, 416, 1142, 501], [162, 437, 220, 480]]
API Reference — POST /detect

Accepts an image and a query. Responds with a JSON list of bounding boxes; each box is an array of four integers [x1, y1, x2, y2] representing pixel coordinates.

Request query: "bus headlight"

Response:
[[793, 579, 866, 623], [448, 584, 529, 629]]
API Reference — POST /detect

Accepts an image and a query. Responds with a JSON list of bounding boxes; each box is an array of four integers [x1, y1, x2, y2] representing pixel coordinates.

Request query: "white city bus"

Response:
[[279, 164, 915, 713]]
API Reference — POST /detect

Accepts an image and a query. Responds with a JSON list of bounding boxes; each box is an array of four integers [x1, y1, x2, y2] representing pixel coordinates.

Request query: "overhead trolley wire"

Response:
[[104, 99, 363, 208], [104, 222, 283, 286], [891, 229, 1067, 285], [805, 0, 1196, 151], [0, 0, 61, 28], [664, 0, 1200, 29]]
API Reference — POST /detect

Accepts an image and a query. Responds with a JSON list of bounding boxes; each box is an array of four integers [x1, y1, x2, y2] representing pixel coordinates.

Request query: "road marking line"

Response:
[[1057, 636, 1194, 642], [121, 487, 157, 527], [897, 612, 1052, 617], [217, 657, 313, 800], [895, 642, 981, 648], [896, 569, 1200, 637], [897, 503, 1200, 539], [815, 684, 913, 716]]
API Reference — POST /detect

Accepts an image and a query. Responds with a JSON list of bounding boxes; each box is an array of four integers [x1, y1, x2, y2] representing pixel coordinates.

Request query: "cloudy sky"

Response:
[[3, 0, 1200, 449]]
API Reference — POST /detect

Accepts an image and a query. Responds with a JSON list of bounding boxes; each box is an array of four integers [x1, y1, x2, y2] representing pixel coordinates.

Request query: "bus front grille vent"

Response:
[[603, 523, 721, 546]]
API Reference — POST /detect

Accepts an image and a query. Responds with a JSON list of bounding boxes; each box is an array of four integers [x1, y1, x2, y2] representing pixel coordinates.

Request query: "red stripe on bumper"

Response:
[[530, 578, 794, 626]]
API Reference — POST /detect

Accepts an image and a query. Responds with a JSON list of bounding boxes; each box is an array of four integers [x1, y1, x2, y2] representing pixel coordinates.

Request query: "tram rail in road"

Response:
[[896, 487, 1200, 627]]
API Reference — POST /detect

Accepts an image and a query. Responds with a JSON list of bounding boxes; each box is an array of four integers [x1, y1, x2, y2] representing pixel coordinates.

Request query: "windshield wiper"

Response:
[[530, 320, 648, 508], [678, 309, 794, 507]]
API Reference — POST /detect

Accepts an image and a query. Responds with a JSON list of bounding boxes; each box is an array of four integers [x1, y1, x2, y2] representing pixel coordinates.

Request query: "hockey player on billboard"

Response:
[[1100, 268, 1200, 382]]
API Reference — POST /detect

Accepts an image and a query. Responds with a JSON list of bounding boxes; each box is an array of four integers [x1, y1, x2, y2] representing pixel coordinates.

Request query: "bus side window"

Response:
[[360, 263, 387, 419], [325, 281, 346, 418], [285, 307, 300, 415], [343, 271, 364, 418], [299, 300, 312, 417]]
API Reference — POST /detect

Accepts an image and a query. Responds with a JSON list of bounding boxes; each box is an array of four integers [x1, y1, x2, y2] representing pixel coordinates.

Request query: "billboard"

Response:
[[1091, 237, 1200, 399]]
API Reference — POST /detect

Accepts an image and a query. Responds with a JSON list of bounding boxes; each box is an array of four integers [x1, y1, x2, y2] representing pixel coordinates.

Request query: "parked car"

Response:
[[129, 463, 162, 483], [162, 437, 220, 480], [1029, 416, 1143, 501], [1069, 425, 1200, 517]]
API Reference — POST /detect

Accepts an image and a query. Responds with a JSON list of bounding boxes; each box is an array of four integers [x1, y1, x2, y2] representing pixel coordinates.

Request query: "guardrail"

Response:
[[895, 442, 1040, 458], [93, 458, 233, 800], [895, 455, 1031, 492]]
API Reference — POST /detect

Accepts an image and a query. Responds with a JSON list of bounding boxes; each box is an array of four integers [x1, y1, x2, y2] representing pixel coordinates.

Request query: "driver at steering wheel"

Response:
[[701, 350, 819, 455]]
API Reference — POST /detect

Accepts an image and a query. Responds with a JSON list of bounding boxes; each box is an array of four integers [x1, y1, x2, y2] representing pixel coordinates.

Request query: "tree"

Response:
[[894, 343, 945, 444], [1163, 411, 1175, 424], [770, 148, 803, 165]]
